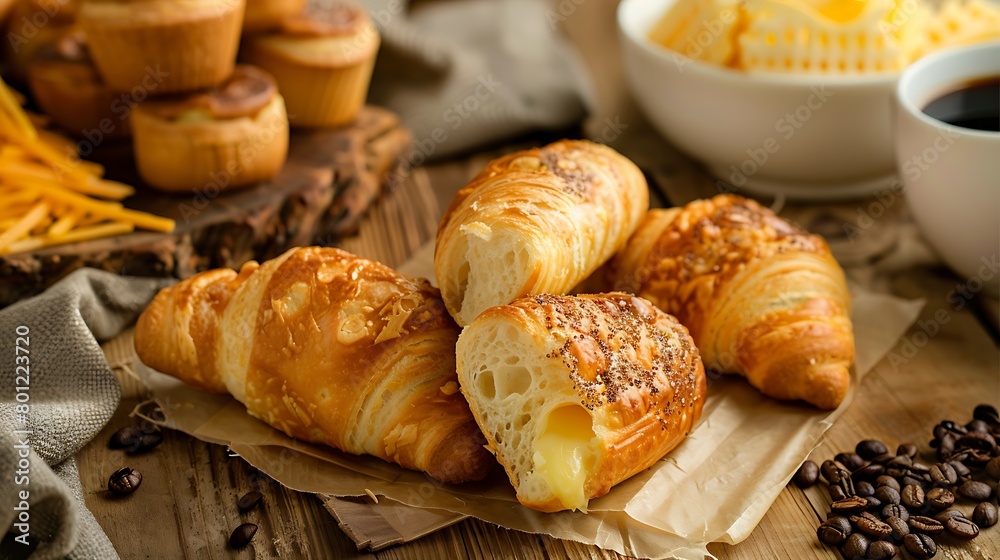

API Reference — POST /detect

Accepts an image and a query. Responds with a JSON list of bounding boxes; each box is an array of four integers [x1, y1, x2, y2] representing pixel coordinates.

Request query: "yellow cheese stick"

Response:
[[0, 201, 49, 251], [0, 166, 134, 199], [27, 182, 175, 232], [3, 222, 136, 255], [0, 78, 37, 141], [48, 210, 81, 237]]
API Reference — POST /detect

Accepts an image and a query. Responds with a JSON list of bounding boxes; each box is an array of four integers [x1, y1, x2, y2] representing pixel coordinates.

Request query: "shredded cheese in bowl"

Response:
[[649, 0, 1000, 75]]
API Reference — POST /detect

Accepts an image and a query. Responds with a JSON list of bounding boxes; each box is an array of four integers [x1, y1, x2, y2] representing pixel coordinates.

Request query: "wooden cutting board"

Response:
[[0, 106, 412, 307]]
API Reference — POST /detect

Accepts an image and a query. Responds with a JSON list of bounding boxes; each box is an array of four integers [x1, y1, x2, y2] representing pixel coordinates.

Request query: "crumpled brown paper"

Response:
[[133, 245, 923, 560]]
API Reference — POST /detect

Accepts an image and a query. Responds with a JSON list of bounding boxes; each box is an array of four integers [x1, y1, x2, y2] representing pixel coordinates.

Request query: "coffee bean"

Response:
[[840, 532, 869, 560], [908, 516, 945, 534], [868, 540, 898, 560], [933, 509, 965, 523], [902, 533, 937, 559], [836, 452, 867, 471], [883, 456, 908, 478], [108, 426, 141, 449], [901, 476, 926, 489], [876, 476, 900, 493], [237, 490, 263, 513], [107, 467, 141, 496], [229, 523, 258, 549], [817, 516, 852, 546], [897, 443, 918, 458], [855, 481, 875, 498], [844, 455, 868, 472], [929, 463, 957, 486], [957, 480, 993, 501], [966, 419, 990, 433], [925, 487, 954, 510], [948, 460, 971, 480], [126, 431, 163, 455], [821, 460, 843, 484], [872, 452, 896, 465], [852, 463, 885, 482], [956, 431, 997, 452], [936, 433, 957, 459], [933, 425, 949, 441], [857, 440, 889, 461], [910, 462, 931, 474], [901, 484, 925, 510], [972, 502, 998, 528], [944, 515, 979, 540], [865, 496, 882, 510], [973, 404, 1000, 425], [832, 496, 869, 516], [882, 503, 909, 522], [875, 485, 900, 505], [988, 457, 1000, 480], [886, 516, 909, 542], [941, 420, 967, 434], [830, 484, 847, 502], [850, 512, 892, 538], [833, 471, 856, 498], [793, 461, 819, 488], [108, 425, 164, 454], [886, 455, 912, 469]]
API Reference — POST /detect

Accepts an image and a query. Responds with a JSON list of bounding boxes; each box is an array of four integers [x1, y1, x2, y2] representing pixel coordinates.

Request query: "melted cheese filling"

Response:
[[532, 405, 596, 512]]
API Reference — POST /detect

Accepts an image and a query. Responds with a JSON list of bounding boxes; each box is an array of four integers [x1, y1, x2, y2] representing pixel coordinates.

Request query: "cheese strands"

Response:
[[0, 77, 174, 255]]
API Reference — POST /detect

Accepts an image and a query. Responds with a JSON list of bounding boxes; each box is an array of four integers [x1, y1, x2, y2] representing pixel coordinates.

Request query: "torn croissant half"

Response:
[[435, 139, 649, 326], [456, 293, 706, 512], [134, 246, 494, 484]]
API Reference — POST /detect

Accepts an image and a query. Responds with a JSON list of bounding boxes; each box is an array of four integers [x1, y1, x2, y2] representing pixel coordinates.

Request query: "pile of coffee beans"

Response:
[[796, 404, 1000, 559]]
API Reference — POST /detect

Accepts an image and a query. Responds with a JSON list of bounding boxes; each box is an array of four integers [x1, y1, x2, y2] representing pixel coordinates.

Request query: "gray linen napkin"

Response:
[[356, 0, 593, 159], [0, 269, 172, 560]]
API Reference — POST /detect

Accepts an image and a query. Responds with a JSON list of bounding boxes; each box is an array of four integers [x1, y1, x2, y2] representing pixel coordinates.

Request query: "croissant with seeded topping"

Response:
[[610, 194, 854, 409], [456, 293, 706, 512]]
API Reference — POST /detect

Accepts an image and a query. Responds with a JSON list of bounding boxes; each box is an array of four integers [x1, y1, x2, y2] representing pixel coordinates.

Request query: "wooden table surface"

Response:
[[74, 130, 1000, 559]]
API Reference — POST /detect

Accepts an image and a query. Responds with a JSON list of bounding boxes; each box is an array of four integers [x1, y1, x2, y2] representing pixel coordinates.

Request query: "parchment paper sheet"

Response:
[[134, 245, 924, 559]]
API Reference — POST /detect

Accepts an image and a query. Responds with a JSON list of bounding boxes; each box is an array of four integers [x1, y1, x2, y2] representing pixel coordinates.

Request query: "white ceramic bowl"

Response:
[[618, 0, 899, 200], [895, 41, 1000, 297]]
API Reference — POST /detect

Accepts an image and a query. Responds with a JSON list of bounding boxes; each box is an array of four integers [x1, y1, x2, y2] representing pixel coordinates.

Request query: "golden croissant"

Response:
[[134, 246, 494, 484], [457, 293, 706, 512], [435, 139, 649, 326], [611, 194, 854, 409]]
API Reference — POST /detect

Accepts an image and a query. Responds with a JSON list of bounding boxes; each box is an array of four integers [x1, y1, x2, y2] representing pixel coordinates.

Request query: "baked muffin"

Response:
[[131, 65, 289, 193], [243, 0, 306, 34], [27, 31, 131, 139], [2, 0, 78, 85], [242, 2, 379, 127], [78, 0, 244, 94]]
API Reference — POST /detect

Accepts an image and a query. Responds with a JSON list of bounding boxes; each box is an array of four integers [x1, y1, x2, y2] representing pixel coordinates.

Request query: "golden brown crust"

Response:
[[135, 247, 494, 484], [611, 194, 854, 409], [457, 293, 705, 512], [435, 140, 649, 326]]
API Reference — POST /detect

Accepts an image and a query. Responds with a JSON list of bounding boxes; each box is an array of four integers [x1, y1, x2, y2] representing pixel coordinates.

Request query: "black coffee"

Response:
[[922, 77, 1000, 132]]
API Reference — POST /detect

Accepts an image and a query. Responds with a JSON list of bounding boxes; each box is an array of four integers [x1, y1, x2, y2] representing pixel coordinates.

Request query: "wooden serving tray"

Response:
[[0, 106, 412, 307]]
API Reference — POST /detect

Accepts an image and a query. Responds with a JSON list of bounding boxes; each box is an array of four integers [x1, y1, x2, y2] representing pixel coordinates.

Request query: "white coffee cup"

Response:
[[895, 41, 1000, 298]]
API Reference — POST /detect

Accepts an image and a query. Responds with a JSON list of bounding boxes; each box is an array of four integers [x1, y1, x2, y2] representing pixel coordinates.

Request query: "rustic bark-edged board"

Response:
[[0, 106, 412, 307]]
